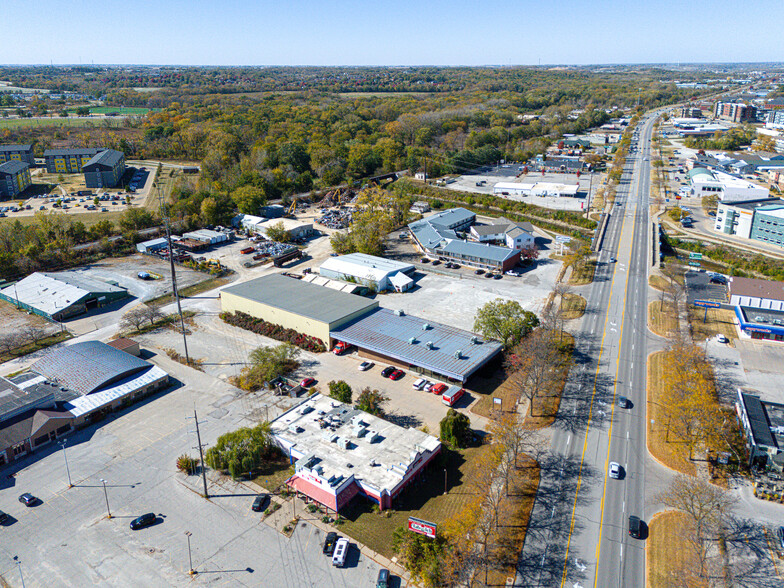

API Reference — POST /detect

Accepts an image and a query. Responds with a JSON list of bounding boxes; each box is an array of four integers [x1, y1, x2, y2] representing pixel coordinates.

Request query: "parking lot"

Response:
[[684, 270, 728, 305], [447, 167, 592, 212], [0, 352, 383, 588]]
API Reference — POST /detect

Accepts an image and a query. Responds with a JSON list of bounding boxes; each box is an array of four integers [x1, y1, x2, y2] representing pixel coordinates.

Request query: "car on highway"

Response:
[[389, 369, 405, 381], [629, 515, 642, 539], [358, 361, 374, 371], [323, 531, 339, 555], [251, 494, 269, 512], [300, 377, 316, 388], [130, 513, 156, 530], [18, 493, 36, 507], [609, 257, 617, 263], [609, 462, 621, 479], [381, 366, 397, 378]]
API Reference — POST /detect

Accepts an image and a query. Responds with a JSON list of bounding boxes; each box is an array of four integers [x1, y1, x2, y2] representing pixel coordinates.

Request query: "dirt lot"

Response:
[[0, 299, 60, 338], [57, 254, 215, 302]]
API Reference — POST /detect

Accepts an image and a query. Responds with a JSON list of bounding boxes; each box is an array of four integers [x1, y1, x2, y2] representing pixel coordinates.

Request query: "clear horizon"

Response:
[[2, 0, 783, 67]]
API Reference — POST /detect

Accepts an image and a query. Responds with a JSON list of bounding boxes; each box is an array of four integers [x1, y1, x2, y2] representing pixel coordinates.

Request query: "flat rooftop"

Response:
[[330, 307, 503, 382], [271, 394, 441, 495], [221, 273, 378, 325]]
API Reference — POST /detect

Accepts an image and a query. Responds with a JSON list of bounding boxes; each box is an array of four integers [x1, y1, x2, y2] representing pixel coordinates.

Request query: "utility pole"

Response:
[[586, 171, 593, 219], [158, 186, 190, 365], [188, 409, 209, 498]]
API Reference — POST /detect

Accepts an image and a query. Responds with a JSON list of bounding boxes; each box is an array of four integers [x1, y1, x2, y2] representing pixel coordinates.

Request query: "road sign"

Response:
[[689, 252, 702, 260], [688, 261, 701, 267], [555, 236, 571, 243], [694, 300, 721, 309], [408, 516, 437, 539]]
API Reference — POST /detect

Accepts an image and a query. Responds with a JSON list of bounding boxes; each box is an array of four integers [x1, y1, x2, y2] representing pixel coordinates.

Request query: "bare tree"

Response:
[[506, 328, 567, 417], [22, 325, 48, 346], [120, 306, 147, 332], [140, 302, 164, 326], [0, 333, 20, 355]]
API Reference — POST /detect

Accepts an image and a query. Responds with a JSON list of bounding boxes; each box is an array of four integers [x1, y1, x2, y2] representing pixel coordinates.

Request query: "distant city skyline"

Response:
[[2, 0, 783, 67]]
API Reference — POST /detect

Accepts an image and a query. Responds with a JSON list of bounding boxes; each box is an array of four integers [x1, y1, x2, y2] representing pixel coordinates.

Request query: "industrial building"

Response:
[[689, 168, 769, 202], [272, 394, 442, 512], [232, 214, 314, 241], [220, 274, 379, 346], [0, 271, 129, 321], [82, 149, 125, 189], [0, 160, 32, 198], [0, 341, 168, 466], [43, 148, 102, 174], [181, 229, 230, 245], [729, 276, 784, 310], [736, 389, 784, 470], [408, 208, 521, 272], [0, 144, 34, 166], [331, 308, 503, 383], [493, 181, 579, 198], [319, 253, 415, 293], [136, 237, 169, 255]]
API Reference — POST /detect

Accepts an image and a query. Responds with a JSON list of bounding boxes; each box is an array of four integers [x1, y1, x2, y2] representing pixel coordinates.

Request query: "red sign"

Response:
[[408, 516, 437, 539]]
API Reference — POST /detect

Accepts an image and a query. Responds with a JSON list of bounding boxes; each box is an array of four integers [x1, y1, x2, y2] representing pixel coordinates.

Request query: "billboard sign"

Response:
[[694, 300, 721, 309], [408, 516, 437, 539], [689, 252, 702, 260]]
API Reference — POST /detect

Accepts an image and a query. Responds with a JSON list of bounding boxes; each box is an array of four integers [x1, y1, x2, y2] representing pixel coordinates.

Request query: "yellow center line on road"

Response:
[[560, 160, 640, 588], [593, 176, 640, 587]]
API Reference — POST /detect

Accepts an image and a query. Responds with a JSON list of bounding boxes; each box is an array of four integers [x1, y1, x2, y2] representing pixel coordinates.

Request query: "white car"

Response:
[[358, 361, 374, 371], [412, 378, 428, 390], [716, 334, 728, 344], [423, 382, 435, 392], [609, 462, 621, 479]]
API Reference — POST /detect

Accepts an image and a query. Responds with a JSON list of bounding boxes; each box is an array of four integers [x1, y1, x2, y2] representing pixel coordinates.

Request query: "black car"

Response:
[[629, 515, 642, 539], [484, 272, 494, 278], [618, 396, 630, 408], [252, 494, 269, 512], [381, 366, 397, 378], [492, 273, 502, 280], [444, 262, 453, 268], [18, 493, 36, 507], [130, 512, 156, 530], [420, 257, 430, 264], [431, 259, 441, 266], [451, 263, 460, 269], [474, 269, 485, 275], [323, 531, 339, 555]]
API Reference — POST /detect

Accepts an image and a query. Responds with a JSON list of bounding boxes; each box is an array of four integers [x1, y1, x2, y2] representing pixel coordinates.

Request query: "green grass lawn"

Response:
[[335, 444, 495, 558], [70, 106, 161, 115], [0, 118, 113, 129]]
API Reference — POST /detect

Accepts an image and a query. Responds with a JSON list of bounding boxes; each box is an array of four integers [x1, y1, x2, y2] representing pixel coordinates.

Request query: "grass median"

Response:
[[560, 293, 587, 320], [648, 300, 679, 338], [648, 510, 706, 588], [647, 351, 696, 475]]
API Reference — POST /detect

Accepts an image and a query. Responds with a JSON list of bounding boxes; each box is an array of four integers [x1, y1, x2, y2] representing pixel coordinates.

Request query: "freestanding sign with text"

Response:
[[408, 516, 437, 539]]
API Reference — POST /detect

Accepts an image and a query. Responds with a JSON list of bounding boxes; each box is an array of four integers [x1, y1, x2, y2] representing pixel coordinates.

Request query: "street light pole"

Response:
[[100, 478, 112, 519], [443, 468, 447, 495], [59, 439, 72, 488], [184, 531, 195, 576], [12, 556, 25, 588]]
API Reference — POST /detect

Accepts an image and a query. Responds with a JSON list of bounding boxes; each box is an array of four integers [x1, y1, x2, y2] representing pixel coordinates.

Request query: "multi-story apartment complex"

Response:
[[82, 149, 125, 188], [0, 161, 32, 199], [0, 144, 35, 166], [43, 148, 102, 174], [714, 102, 757, 123]]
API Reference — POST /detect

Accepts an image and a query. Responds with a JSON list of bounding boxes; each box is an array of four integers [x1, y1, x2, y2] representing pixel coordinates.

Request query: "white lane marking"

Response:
[[623, 501, 625, 512], [620, 545, 623, 560], [567, 435, 571, 446]]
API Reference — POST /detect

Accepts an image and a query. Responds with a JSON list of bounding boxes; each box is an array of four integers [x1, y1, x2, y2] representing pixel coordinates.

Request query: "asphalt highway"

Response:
[[518, 113, 659, 588]]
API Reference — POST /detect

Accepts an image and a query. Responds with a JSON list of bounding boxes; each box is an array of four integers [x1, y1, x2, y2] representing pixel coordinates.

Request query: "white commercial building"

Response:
[[182, 229, 229, 245], [319, 253, 415, 292], [689, 168, 769, 202], [233, 214, 313, 240], [469, 217, 535, 250], [715, 198, 777, 238], [493, 181, 579, 198]]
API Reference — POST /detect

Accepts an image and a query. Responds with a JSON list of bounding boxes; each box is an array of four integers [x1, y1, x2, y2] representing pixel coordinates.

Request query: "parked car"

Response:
[[484, 272, 494, 278], [130, 512, 156, 530], [474, 269, 485, 275], [451, 263, 460, 269], [420, 258, 430, 263], [609, 462, 621, 479], [332, 538, 349, 567], [431, 259, 441, 266], [412, 378, 428, 390], [251, 494, 269, 512], [423, 382, 435, 392], [431, 383, 448, 395], [716, 334, 728, 344], [381, 366, 397, 378], [710, 274, 726, 284], [358, 361, 374, 371], [377, 568, 390, 588], [323, 531, 339, 555], [389, 369, 405, 381], [18, 493, 36, 507], [300, 378, 316, 388], [492, 273, 502, 280]]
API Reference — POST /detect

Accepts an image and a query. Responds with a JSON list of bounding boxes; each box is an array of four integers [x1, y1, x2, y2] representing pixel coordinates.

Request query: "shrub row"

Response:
[[221, 311, 326, 352]]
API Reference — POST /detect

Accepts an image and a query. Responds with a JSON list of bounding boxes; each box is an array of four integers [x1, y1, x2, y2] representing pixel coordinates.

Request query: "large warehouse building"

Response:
[[0, 272, 129, 321], [220, 274, 379, 346], [319, 253, 415, 292], [272, 394, 442, 512], [0, 341, 168, 466], [331, 308, 503, 383]]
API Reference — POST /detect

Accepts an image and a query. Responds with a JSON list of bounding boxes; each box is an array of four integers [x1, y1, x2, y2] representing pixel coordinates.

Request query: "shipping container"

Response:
[[240, 246, 255, 255]]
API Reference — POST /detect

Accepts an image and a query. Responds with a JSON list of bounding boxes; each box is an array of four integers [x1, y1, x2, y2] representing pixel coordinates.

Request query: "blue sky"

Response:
[[2, 0, 783, 66]]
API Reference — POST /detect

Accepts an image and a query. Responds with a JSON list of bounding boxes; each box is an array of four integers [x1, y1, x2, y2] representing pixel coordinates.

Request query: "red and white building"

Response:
[[271, 394, 442, 512]]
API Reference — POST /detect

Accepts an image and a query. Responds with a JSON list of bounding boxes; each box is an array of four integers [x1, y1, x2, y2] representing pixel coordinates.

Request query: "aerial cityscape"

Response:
[[2, 3, 784, 588]]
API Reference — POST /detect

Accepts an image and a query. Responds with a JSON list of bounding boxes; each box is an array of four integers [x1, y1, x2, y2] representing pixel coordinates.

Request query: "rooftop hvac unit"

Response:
[[422, 323, 431, 330], [470, 336, 479, 344], [368, 430, 380, 443], [299, 405, 314, 415], [353, 425, 368, 438], [395, 309, 405, 316], [369, 459, 377, 467], [426, 341, 433, 349], [454, 350, 463, 359], [288, 424, 302, 435], [337, 437, 350, 450], [313, 465, 323, 475], [408, 337, 417, 345]]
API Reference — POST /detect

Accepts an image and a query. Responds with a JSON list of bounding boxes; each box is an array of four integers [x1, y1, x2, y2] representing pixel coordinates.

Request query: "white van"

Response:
[[332, 538, 349, 567]]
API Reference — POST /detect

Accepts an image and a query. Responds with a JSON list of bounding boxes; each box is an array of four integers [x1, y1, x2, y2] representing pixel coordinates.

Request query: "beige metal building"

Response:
[[220, 274, 378, 346]]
